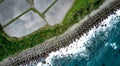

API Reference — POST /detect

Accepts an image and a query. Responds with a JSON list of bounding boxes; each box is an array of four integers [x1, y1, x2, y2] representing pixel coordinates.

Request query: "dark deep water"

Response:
[[22, 9, 120, 66]]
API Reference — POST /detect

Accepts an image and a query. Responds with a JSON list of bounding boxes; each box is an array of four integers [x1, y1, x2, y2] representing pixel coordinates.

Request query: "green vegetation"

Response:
[[0, 0, 104, 61]]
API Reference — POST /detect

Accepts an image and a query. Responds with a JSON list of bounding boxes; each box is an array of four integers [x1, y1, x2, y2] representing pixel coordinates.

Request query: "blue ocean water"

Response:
[[24, 9, 120, 66]]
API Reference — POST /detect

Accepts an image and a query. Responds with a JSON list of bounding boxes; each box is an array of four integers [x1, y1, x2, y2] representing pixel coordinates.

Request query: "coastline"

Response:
[[0, 0, 120, 66]]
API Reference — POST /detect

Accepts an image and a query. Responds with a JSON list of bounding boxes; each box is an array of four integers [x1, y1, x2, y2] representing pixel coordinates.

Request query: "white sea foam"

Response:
[[111, 43, 117, 49], [36, 9, 120, 66], [105, 42, 118, 50]]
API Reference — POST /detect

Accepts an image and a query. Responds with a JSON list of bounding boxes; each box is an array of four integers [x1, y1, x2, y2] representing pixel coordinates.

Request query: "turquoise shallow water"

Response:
[[23, 9, 120, 66]]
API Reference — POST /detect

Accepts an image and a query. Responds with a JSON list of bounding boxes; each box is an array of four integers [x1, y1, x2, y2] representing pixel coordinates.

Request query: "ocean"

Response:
[[26, 9, 120, 66]]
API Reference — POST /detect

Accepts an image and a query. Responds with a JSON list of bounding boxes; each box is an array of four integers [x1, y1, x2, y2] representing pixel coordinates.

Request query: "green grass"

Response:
[[0, 0, 104, 61]]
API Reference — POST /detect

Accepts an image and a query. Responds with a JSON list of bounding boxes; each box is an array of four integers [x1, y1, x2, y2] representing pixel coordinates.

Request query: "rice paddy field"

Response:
[[0, 0, 30, 26], [4, 11, 46, 37], [0, 0, 104, 62], [1, 0, 75, 37], [45, 0, 74, 26], [34, 0, 55, 13]]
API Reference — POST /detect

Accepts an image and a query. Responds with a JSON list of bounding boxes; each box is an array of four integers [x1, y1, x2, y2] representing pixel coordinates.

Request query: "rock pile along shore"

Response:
[[0, 0, 120, 66]]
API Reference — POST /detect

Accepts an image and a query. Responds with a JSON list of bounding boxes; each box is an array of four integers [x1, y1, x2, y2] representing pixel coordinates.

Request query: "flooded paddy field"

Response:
[[34, 0, 55, 13], [0, 0, 30, 26], [4, 11, 46, 37], [0, 0, 75, 37], [45, 0, 75, 26]]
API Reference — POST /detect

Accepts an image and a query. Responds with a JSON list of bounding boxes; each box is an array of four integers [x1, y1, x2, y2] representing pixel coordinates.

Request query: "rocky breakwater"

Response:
[[0, 0, 120, 66]]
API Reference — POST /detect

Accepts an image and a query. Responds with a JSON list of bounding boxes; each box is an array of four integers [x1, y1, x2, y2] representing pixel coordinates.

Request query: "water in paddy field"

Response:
[[25, 9, 120, 66]]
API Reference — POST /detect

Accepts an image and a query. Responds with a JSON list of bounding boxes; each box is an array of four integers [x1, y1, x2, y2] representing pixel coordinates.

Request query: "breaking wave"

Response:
[[25, 9, 120, 66]]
